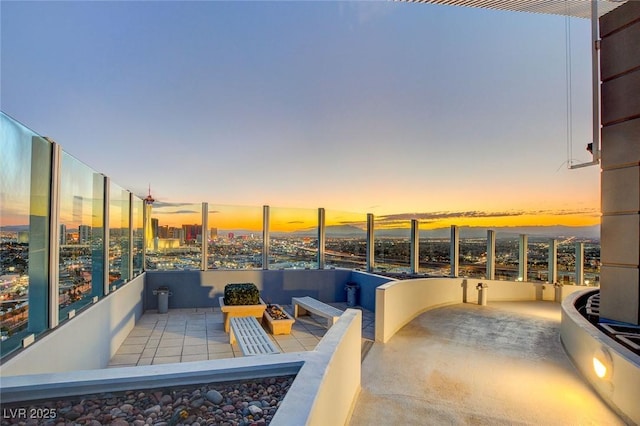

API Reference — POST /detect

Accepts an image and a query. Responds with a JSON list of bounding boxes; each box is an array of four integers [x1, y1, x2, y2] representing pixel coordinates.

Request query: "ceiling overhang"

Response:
[[402, 0, 628, 19]]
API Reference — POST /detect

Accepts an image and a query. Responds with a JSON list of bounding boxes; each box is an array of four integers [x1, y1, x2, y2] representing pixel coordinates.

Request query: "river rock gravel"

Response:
[[1, 376, 294, 426]]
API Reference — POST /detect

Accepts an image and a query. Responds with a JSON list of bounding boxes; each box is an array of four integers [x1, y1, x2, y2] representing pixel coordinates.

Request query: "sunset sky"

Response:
[[1, 1, 601, 230]]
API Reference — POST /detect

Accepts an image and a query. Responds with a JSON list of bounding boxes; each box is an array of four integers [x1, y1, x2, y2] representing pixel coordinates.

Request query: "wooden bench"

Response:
[[292, 296, 344, 329], [229, 316, 280, 356]]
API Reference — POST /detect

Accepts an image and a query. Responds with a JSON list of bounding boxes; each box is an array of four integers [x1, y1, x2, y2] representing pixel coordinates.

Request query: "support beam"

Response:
[[548, 239, 558, 284]]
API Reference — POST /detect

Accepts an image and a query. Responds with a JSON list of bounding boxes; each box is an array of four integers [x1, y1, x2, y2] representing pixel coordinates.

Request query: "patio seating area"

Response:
[[108, 303, 375, 367]]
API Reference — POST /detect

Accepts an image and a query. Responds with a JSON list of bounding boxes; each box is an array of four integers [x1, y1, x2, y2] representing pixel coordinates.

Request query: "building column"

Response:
[[599, 2, 640, 325], [575, 242, 585, 286]]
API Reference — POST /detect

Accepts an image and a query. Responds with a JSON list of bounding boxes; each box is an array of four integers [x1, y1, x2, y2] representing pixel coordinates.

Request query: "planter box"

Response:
[[263, 304, 295, 335], [219, 296, 266, 332]]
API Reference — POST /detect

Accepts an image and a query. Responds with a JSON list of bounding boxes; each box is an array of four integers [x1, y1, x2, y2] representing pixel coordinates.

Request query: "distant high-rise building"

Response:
[[228, 232, 234, 240], [144, 187, 155, 251], [158, 224, 168, 239], [183, 224, 202, 244], [79, 225, 91, 244], [151, 218, 159, 239], [60, 224, 67, 245], [210, 228, 218, 239]]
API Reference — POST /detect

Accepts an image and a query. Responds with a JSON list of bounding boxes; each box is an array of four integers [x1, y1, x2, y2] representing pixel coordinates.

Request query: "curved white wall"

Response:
[[375, 277, 591, 344], [561, 290, 640, 425]]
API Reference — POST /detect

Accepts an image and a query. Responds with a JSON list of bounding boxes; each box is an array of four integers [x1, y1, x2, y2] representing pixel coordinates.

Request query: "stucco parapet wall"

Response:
[[375, 277, 592, 343], [561, 289, 640, 425], [1, 309, 364, 426]]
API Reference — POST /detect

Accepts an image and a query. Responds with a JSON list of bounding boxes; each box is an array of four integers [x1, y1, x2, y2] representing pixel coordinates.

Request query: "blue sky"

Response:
[[1, 1, 600, 226]]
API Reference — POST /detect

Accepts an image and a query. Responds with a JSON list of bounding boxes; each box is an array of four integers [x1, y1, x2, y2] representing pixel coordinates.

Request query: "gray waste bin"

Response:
[[155, 286, 170, 314], [345, 283, 359, 307]]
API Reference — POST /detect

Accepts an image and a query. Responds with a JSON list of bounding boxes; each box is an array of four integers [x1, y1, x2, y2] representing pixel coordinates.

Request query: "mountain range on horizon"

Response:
[[1, 224, 601, 240]]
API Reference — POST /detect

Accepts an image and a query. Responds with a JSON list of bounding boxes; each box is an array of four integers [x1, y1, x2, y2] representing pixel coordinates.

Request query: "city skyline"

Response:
[[1, 1, 600, 229]]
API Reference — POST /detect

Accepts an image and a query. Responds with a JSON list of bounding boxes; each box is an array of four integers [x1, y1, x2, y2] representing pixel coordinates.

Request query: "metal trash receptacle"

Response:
[[154, 286, 171, 314], [345, 283, 359, 307]]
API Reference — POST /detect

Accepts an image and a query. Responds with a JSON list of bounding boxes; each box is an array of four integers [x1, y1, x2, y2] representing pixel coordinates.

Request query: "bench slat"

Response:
[[229, 316, 279, 356]]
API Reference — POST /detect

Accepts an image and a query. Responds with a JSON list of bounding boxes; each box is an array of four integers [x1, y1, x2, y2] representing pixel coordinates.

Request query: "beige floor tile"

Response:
[[209, 343, 233, 353], [155, 346, 182, 357], [182, 344, 207, 356], [158, 338, 184, 347], [123, 336, 149, 345], [181, 354, 209, 362], [141, 347, 157, 358], [110, 354, 141, 365], [208, 352, 234, 360], [152, 356, 181, 364], [137, 357, 153, 366], [117, 344, 145, 355]]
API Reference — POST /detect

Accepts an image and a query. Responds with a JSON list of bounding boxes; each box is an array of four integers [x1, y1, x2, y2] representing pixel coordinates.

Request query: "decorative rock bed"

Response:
[[0, 375, 294, 426]]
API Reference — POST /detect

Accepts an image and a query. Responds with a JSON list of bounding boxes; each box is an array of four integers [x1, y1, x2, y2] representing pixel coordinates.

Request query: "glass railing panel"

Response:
[[207, 204, 263, 269], [132, 196, 144, 277], [0, 113, 51, 356], [495, 235, 519, 281], [58, 151, 105, 321], [374, 216, 410, 274], [417, 222, 451, 276], [459, 229, 486, 278], [584, 241, 600, 286], [527, 237, 549, 282], [557, 241, 577, 285], [269, 207, 318, 269], [324, 210, 367, 270], [108, 182, 130, 289], [146, 202, 202, 270]]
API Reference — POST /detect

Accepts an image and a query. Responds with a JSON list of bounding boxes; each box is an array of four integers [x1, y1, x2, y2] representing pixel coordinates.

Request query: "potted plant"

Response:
[[219, 283, 266, 332], [262, 303, 295, 335]]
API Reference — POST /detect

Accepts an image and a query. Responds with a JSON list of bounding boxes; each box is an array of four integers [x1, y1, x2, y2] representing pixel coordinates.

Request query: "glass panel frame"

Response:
[[108, 182, 130, 289], [269, 207, 318, 269]]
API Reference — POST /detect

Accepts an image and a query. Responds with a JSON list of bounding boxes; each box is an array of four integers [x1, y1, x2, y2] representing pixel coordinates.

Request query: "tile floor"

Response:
[[108, 303, 375, 367]]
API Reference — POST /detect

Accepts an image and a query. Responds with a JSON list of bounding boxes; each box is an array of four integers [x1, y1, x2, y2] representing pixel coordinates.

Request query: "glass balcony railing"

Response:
[[0, 111, 601, 359]]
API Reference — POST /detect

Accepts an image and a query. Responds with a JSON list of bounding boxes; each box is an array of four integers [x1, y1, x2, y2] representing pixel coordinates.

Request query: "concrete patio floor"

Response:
[[108, 303, 374, 367], [350, 301, 625, 426]]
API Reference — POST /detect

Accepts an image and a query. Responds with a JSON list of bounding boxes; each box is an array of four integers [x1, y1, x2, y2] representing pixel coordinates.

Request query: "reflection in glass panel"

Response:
[[324, 210, 367, 269], [0, 113, 51, 356], [109, 183, 130, 288], [58, 151, 105, 320], [132, 196, 144, 277], [584, 241, 600, 286], [374, 217, 410, 274], [526, 237, 549, 282], [494, 234, 519, 281], [418, 222, 450, 276], [146, 202, 202, 270], [459, 229, 486, 279], [269, 207, 317, 269], [207, 204, 263, 269]]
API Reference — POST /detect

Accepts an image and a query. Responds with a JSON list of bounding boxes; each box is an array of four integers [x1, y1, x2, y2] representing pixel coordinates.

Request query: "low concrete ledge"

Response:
[[1, 309, 364, 426], [376, 277, 594, 344], [561, 289, 640, 425], [376, 278, 463, 343]]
